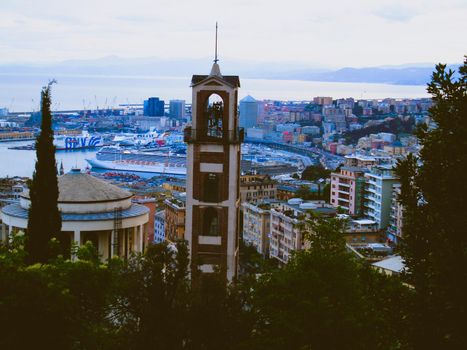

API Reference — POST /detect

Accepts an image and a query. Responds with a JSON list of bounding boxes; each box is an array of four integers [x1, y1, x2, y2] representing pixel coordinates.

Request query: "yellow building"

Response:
[[240, 174, 277, 203], [164, 195, 185, 242]]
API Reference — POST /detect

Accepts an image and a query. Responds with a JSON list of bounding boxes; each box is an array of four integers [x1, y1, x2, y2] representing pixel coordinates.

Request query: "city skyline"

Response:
[[1, 0, 466, 67]]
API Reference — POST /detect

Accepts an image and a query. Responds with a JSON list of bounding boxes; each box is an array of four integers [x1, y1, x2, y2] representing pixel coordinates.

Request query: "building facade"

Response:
[[169, 99, 185, 118], [330, 166, 366, 215], [344, 218, 381, 244], [364, 166, 399, 229], [239, 95, 259, 130], [242, 201, 271, 257], [184, 60, 243, 281], [387, 183, 403, 244], [269, 200, 335, 264], [240, 174, 277, 203], [144, 97, 165, 117], [154, 210, 165, 243], [1, 170, 149, 260], [164, 195, 186, 242]]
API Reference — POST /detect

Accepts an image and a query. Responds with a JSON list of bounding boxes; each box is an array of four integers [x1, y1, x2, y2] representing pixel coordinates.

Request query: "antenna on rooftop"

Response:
[[214, 22, 219, 63]]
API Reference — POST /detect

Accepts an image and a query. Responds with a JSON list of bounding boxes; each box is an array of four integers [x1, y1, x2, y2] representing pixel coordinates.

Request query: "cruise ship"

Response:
[[86, 146, 187, 175], [86, 142, 310, 176]]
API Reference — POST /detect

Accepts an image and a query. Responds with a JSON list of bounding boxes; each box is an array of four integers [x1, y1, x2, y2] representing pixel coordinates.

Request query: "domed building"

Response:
[[1, 169, 149, 260]]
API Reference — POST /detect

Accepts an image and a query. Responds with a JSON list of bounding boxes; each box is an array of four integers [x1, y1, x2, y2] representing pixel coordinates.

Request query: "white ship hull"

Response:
[[86, 158, 186, 175]]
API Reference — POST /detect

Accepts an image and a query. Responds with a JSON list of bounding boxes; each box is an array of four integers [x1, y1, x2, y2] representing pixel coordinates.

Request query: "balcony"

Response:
[[184, 127, 244, 144]]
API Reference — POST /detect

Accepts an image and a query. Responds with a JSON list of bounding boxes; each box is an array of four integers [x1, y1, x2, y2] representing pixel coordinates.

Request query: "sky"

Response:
[[0, 0, 466, 67]]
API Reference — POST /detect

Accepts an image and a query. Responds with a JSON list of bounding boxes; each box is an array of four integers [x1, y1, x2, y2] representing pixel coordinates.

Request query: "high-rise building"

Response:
[[169, 99, 185, 118], [363, 166, 399, 229], [144, 97, 165, 116], [183, 59, 243, 281], [387, 183, 404, 244], [239, 95, 258, 129], [242, 201, 272, 257], [330, 167, 366, 215]]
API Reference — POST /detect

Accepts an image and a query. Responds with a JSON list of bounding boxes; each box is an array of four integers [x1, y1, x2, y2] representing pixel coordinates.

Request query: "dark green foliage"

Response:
[[250, 218, 410, 350], [26, 83, 62, 264], [0, 224, 410, 350], [0, 236, 113, 350], [109, 241, 191, 350], [239, 239, 278, 275], [396, 58, 467, 348], [301, 164, 331, 181], [294, 183, 329, 201], [343, 116, 414, 144]]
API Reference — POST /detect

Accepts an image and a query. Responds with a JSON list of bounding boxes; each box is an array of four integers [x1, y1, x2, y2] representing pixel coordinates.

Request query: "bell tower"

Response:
[[184, 25, 243, 281]]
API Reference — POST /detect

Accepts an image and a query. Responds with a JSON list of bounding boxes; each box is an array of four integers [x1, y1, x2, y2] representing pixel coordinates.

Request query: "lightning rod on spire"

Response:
[[214, 22, 219, 63]]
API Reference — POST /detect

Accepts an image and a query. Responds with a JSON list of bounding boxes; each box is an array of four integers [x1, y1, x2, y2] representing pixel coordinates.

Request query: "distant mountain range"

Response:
[[0, 56, 460, 86]]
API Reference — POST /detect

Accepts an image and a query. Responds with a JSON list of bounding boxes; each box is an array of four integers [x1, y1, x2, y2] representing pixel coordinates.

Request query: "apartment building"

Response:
[[344, 218, 381, 244], [164, 194, 186, 242], [242, 201, 273, 257], [343, 154, 378, 168], [240, 174, 277, 203], [387, 183, 403, 244], [270, 200, 335, 263], [364, 166, 399, 229], [154, 210, 165, 243], [330, 166, 366, 215]]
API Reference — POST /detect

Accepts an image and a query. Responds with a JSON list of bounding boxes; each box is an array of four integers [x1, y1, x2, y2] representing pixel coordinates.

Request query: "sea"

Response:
[[0, 141, 97, 178], [0, 74, 429, 112]]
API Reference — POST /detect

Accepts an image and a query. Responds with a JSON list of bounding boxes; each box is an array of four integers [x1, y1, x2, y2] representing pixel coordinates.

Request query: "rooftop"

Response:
[[191, 74, 240, 88], [2, 202, 148, 221], [340, 166, 366, 173], [372, 255, 405, 273], [22, 171, 133, 203]]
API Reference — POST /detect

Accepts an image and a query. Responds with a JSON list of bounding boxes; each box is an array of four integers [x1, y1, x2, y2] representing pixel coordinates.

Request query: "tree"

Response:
[[396, 58, 467, 348], [0, 238, 114, 350], [250, 218, 410, 350], [109, 242, 191, 350], [301, 164, 331, 182], [26, 82, 62, 264]]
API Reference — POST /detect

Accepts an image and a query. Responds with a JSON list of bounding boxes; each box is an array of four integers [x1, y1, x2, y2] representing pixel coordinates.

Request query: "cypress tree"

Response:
[[26, 82, 62, 264], [396, 58, 467, 348]]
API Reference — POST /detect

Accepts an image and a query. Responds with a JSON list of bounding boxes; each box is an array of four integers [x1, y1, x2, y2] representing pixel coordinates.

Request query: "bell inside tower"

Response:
[[205, 94, 224, 138]]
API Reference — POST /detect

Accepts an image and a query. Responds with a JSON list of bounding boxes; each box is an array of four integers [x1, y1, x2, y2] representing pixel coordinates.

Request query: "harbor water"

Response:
[[0, 140, 97, 178]]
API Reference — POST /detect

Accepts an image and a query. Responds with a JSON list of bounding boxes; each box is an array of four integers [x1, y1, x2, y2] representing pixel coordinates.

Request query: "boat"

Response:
[[111, 128, 173, 147], [54, 130, 104, 150], [86, 146, 187, 175], [86, 158, 186, 175]]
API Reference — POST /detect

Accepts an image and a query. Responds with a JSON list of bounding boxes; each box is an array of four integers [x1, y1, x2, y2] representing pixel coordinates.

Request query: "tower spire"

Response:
[[214, 22, 218, 63], [209, 22, 222, 77]]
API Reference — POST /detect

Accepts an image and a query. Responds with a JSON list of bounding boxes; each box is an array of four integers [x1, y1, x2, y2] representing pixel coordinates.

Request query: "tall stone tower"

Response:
[[184, 55, 243, 281]]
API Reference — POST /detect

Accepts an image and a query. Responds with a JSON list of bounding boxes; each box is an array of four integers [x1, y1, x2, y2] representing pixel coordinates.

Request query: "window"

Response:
[[203, 207, 219, 236], [206, 94, 223, 138], [203, 173, 219, 202]]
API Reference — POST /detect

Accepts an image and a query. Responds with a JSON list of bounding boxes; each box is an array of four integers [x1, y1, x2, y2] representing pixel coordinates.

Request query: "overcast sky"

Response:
[[0, 0, 465, 67]]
